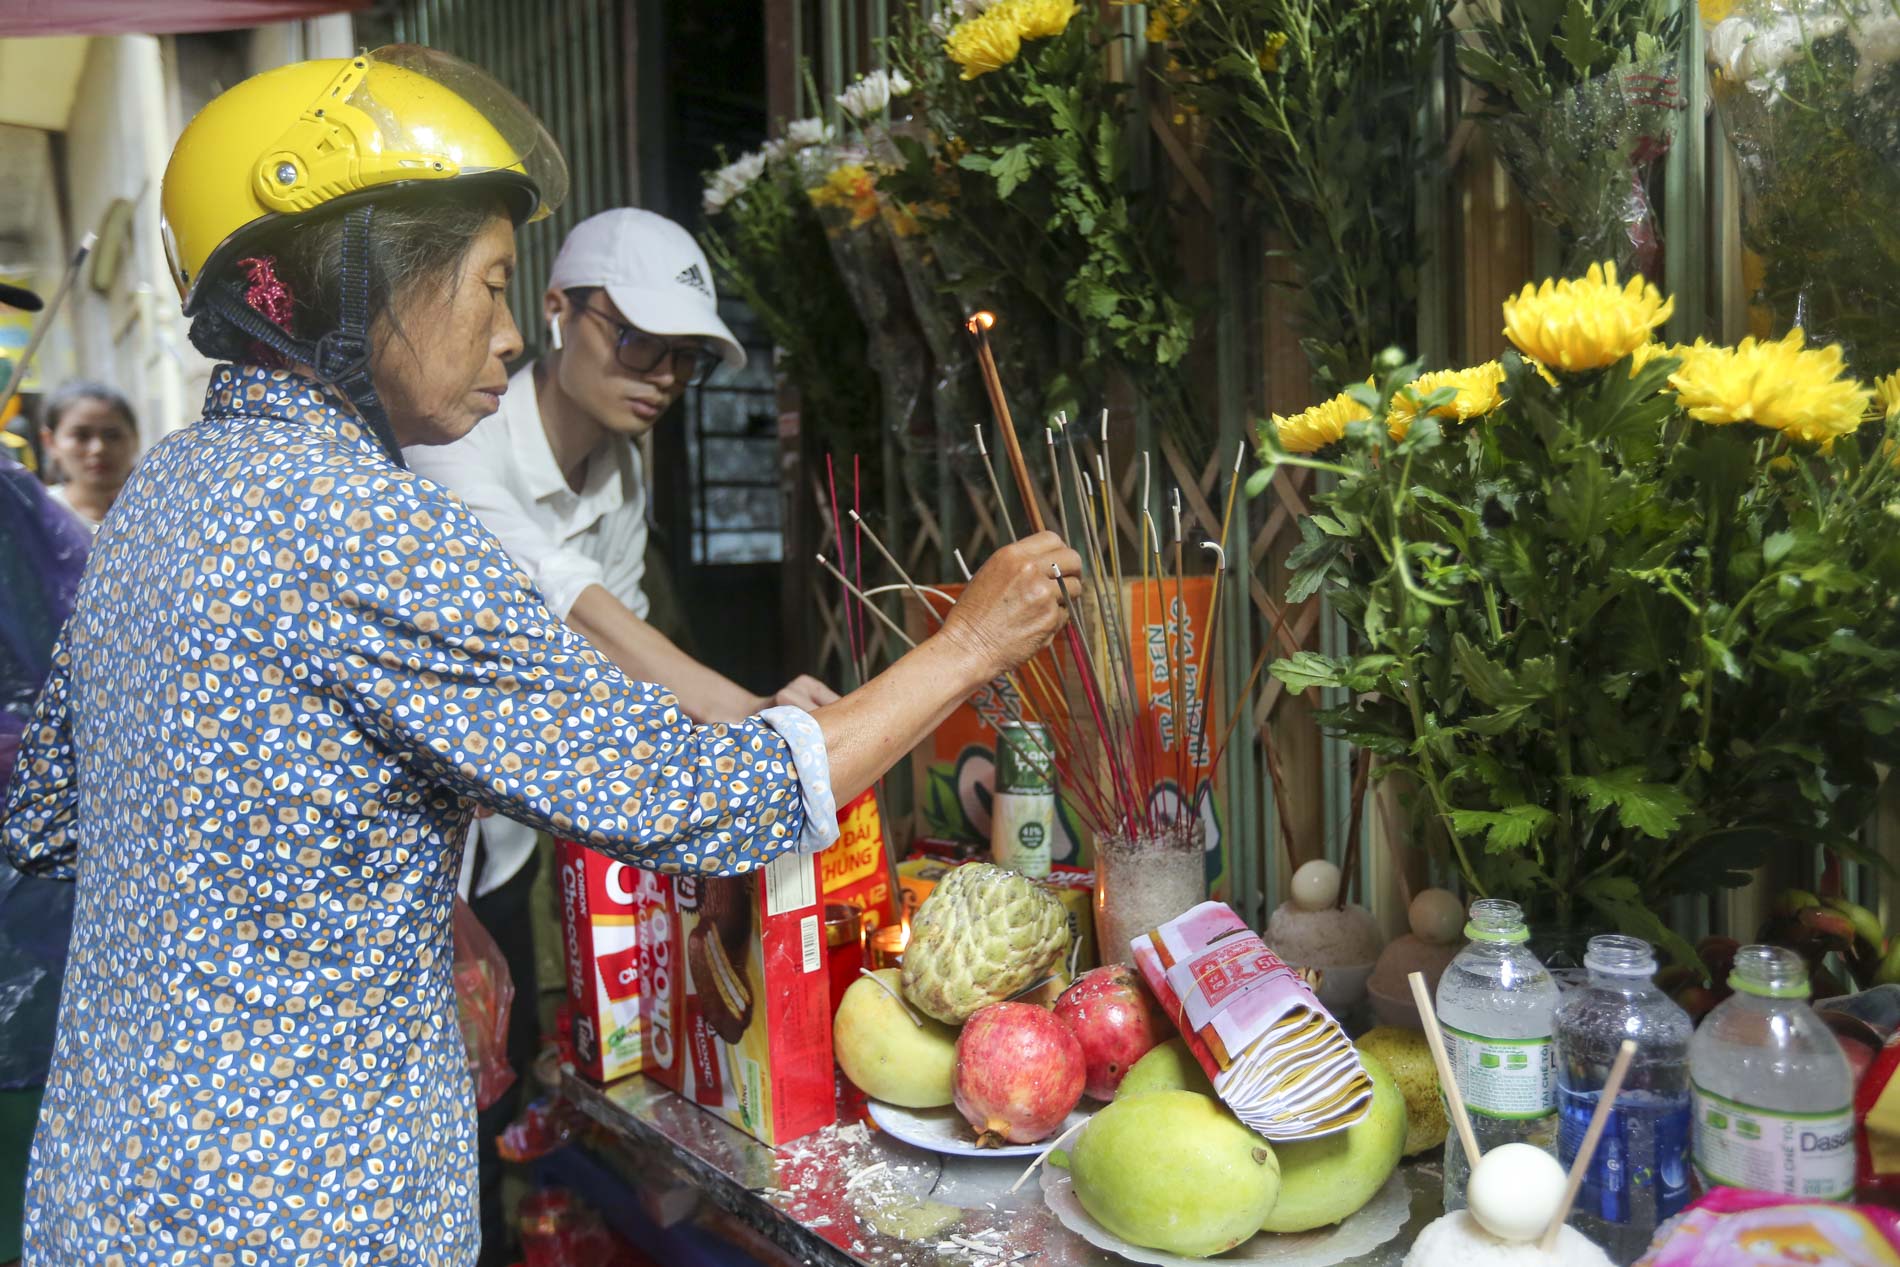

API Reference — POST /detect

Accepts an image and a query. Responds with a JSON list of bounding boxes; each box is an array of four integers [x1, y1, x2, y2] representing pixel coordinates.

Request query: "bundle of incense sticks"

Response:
[[817, 312, 1254, 845]]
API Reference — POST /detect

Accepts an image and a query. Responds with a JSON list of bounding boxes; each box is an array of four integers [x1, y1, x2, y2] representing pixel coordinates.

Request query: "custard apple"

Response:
[[901, 863, 1070, 1024]]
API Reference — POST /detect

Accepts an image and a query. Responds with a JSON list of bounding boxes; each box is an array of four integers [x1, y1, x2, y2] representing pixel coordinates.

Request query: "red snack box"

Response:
[[640, 850, 836, 1147], [557, 841, 660, 1083]]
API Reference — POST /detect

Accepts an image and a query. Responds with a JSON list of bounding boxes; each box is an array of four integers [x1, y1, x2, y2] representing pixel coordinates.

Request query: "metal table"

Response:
[[561, 1071, 1443, 1267]]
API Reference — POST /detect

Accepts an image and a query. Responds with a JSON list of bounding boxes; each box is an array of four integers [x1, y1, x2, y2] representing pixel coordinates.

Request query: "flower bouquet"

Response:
[[1254, 263, 1900, 957], [1457, 0, 1686, 277], [1703, 0, 1900, 376], [1151, 0, 1448, 391], [797, 144, 937, 465], [887, 0, 1198, 438], [700, 128, 882, 471]]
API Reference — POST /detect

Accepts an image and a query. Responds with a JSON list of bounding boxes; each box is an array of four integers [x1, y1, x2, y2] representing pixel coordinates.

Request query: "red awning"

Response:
[[0, 1, 369, 37]]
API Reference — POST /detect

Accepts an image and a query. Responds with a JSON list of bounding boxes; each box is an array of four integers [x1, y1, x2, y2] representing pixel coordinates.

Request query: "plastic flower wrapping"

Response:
[[1478, 61, 1684, 277], [797, 146, 935, 464], [1703, 0, 1900, 377]]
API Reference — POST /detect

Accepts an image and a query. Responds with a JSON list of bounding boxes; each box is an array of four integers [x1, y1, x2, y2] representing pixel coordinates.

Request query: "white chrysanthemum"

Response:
[[783, 117, 832, 150], [837, 68, 915, 120], [701, 150, 767, 215]]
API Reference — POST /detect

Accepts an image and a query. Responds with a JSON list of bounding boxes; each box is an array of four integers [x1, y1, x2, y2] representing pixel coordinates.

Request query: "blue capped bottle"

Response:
[[1553, 934, 1694, 1265]]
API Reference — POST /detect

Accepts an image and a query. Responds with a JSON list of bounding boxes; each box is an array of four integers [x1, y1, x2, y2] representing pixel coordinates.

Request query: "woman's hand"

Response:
[[934, 532, 1083, 681]]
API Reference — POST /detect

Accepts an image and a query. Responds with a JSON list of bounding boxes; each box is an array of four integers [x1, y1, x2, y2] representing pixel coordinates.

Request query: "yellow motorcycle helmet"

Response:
[[161, 44, 568, 313]]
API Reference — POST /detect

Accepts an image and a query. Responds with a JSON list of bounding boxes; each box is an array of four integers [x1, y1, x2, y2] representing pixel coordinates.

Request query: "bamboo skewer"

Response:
[[1410, 971, 1482, 1171], [1540, 1040, 1637, 1253]]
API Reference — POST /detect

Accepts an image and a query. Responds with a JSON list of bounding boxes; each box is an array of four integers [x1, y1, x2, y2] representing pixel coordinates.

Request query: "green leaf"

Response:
[[1763, 531, 1796, 567], [1448, 805, 1555, 852], [1554, 0, 1615, 75], [1561, 767, 1693, 839], [1271, 651, 1348, 693], [1583, 877, 1699, 967]]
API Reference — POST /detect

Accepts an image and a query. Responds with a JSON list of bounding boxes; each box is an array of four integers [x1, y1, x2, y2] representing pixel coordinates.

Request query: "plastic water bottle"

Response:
[[1554, 934, 1694, 1265], [1689, 943, 1855, 1200], [1435, 898, 1561, 1211]]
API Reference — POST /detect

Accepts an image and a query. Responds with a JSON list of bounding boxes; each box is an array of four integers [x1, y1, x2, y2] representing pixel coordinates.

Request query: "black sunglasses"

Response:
[[574, 304, 722, 383]]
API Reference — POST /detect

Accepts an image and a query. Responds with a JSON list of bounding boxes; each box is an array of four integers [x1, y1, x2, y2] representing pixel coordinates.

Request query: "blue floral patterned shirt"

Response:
[[1, 365, 837, 1266]]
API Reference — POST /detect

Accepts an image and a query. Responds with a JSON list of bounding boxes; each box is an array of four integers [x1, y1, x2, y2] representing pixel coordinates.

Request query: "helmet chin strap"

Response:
[[200, 205, 406, 468]]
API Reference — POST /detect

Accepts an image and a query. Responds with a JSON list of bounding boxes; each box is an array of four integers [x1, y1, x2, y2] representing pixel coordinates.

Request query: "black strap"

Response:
[[204, 205, 407, 468]]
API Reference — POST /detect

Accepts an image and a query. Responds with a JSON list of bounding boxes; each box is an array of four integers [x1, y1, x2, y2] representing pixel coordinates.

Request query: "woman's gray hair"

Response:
[[186, 186, 510, 364], [43, 380, 136, 434]]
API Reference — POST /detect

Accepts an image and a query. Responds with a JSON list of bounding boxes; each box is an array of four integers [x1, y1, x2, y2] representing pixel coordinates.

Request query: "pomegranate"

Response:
[[953, 1002, 1085, 1147], [1053, 965, 1171, 1100]]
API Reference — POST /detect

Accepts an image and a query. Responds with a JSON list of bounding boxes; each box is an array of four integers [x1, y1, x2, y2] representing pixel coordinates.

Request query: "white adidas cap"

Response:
[[546, 208, 745, 369]]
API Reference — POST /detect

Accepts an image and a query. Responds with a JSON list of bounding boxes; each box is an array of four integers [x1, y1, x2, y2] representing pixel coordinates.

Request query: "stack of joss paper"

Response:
[[1133, 901, 1372, 1140]]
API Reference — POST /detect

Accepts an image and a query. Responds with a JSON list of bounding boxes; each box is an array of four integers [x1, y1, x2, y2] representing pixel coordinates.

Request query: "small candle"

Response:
[[869, 923, 909, 971], [825, 903, 865, 1016]]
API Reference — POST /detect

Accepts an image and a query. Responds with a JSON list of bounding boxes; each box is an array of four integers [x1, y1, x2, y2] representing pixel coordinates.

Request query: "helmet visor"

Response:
[[348, 44, 569, 222]]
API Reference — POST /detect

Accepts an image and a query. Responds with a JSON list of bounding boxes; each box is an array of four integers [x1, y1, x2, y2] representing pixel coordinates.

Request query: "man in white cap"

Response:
[[404, 208, 836, 1266]]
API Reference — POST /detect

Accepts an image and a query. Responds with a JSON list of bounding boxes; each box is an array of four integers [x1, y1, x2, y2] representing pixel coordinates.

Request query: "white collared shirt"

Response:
[[406, 362, 649, 624], [406, 362, 652, 896]]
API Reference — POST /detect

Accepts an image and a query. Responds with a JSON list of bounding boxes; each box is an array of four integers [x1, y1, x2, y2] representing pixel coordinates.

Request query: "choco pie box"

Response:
[[640, 851, 836, 1146], [556, 842, 672, 1083]]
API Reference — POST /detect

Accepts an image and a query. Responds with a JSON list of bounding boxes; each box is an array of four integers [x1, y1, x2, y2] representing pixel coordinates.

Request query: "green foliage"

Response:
[[886, 10, 1200, 438], [1457, 0, 1682, 118], [1157, 0, 1449, 392], [1258, 351, 1900, 940]]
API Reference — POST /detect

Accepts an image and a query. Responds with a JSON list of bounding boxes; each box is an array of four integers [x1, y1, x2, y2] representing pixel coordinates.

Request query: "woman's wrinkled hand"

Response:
[[935, 532, 1082, 681]]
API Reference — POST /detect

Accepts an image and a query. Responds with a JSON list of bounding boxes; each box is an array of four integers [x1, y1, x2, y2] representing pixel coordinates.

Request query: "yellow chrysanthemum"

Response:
[[1699, 0, 1739, 21], [1627, 341, 1676, 378], [1667, 328, 1874, 445], [1501, 262, 1676, 373], [809, 163, 880, 230], [947, 9, 1022, 78], [1259, 31, 1289, 72], [1143, 0, 1195, 42], [1876, 371, 1900, 421], [1009, 0, 1080, 41], [1387, 363, 1505, 440], [1269, 391, 1371, 454]]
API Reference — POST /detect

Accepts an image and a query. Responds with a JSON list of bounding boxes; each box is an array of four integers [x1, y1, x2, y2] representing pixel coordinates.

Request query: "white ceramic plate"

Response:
[[865, 1099, 1094, 1159], [1042, 1167, 1409, 1267]]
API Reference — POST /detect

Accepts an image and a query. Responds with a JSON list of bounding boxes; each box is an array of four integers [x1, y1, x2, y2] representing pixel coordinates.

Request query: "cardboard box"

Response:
[[897, 857, 1099, 976], [640, 852, 836, 1147], [557, 841, 662, 1083], [820, 790, 899, 931]]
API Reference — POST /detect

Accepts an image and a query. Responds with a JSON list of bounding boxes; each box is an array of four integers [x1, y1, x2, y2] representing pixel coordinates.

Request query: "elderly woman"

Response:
[[0, 47, 1078, 1267]]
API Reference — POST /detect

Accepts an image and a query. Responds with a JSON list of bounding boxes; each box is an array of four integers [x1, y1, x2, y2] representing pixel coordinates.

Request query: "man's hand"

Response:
[[766, 675, 840, 712]]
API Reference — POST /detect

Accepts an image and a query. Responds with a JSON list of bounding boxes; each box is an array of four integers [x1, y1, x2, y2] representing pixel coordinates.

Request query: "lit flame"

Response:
[[965, 311, 996, 334], [897, 916, 912, 950]]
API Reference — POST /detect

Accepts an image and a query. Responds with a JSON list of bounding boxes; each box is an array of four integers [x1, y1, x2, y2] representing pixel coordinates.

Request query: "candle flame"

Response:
[[898, 916, 912, 950], [966, 311, 996, 334]]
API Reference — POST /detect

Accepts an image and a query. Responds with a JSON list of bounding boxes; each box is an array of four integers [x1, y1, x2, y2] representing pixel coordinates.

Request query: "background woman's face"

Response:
[[44, 399, 137, 494], [373, 214, 523, 448]]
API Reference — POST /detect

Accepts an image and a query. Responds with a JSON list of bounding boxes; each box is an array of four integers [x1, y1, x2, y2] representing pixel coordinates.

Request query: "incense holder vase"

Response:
[[1092, 824, 1206, 967]]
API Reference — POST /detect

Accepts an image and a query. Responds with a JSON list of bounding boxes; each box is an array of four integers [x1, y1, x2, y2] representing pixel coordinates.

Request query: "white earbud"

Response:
[[548, 313, 564, 351]]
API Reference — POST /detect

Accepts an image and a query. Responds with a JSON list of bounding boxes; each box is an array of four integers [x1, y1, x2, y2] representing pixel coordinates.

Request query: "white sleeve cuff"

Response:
[[758, 705, 839, 855]]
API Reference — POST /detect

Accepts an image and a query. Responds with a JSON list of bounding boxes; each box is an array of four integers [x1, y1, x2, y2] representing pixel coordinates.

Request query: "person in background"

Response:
[[404, 208, 841, 1264], [0, 448, 88, 1266], [39, 382, 138, 533]]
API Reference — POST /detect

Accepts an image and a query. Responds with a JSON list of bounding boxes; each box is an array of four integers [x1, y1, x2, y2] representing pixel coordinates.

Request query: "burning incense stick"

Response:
[[965, 312, 1043, 535]]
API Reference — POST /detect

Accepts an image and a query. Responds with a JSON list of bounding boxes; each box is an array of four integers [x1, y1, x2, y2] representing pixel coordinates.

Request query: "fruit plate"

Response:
[[865, 1100, 1094, 1159], [1041, 1168, 1409, 1267]]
